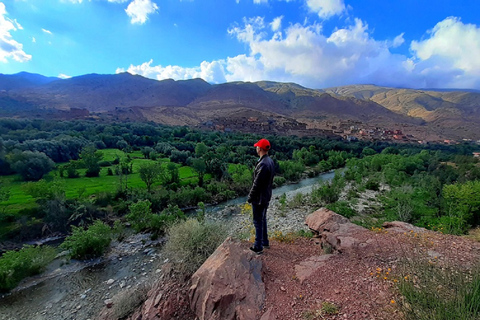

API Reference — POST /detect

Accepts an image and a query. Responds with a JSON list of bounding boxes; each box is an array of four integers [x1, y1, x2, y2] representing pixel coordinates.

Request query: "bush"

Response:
[[127, 200, 185, 237], [273, 176, 286, 188], [310, 182, 339, 206], [365, 178, 380, 191], [11, 151, 55, 181], [326, 201, 356, 218], [127, 200, 153, 232], [288, 192, 304, 209], [0, 245, 56, 292], [61, 220, 112, 260], [163, 219, 227, 276]]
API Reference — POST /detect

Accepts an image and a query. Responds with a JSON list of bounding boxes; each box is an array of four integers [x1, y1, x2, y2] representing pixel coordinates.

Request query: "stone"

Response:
[[382, 221, 425, 233], [106, 279, 115, 285], [189, 237, 265, 320], [260, 308, 276, 320], [104, 299, 113, 308], [305, 208, 366, 252]]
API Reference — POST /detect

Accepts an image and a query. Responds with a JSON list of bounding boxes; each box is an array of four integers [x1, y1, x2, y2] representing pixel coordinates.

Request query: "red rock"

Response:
[[305, 208, 367, 252], [260, 308, 276, 320], [189, 237, 265, 320]]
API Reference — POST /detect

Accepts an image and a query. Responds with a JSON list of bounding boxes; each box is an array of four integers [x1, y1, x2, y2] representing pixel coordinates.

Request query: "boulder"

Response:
[[305, 208, 366, 253], [382, 221, 426, 233], [189, 237, 265, 320]]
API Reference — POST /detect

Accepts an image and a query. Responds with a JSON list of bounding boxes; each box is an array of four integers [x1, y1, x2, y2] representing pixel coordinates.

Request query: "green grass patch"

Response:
[[0, 153, 198, 214]]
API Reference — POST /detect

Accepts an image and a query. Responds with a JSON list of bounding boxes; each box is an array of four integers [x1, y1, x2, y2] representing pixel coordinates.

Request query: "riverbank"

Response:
[[0, 234, 164, 320]]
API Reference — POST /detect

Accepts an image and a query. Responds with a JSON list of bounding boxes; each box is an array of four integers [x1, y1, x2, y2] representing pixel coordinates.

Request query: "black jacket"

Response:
[[247, 154, 275, 206]]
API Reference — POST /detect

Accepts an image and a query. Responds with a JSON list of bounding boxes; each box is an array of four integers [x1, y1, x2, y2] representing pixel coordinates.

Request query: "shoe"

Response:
[[249, 246, 263, 255]]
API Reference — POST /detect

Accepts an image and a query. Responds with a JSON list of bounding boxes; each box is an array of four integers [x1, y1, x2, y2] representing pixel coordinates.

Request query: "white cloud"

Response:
[[270, 16, 283, 32], [0, 3, 31, 63], [392, 33, 404, 48], [306, 0, 346, 19], [117, 15, 480, 90], [58, 73, 71, 79], [125, 0, 158, 24], [32, 37, 36, 43], [410, 17, 480, 88], [116, 59, 227, 83], [253, 0, 269, 4], [42, 28, 53, 34]]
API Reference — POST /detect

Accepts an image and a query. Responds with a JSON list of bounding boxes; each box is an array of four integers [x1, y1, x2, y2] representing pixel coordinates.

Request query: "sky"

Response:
[[1, 0, 480, 89]]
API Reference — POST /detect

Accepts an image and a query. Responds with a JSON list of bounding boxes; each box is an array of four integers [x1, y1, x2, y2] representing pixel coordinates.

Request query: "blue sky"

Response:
[[1, 0, 480, 89]]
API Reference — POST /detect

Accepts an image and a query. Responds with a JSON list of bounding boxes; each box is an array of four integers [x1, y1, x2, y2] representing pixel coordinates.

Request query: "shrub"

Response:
[[273, 176, 286, 188], [365, 178, 380, 191], [61, 220, 112, 260], [310, 182, 339, 206], [0, 245, 56, 292], [127, 200, 153, 232], [326, 201, 356, 218], [288, 192, 304, 209], [163, 219, 227, 276], [127, 200, 185, 236], [278, 193, 287, 216]]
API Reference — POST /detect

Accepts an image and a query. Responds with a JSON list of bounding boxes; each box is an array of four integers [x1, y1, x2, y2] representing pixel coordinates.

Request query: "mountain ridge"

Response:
[[1, 72, 480, 141]]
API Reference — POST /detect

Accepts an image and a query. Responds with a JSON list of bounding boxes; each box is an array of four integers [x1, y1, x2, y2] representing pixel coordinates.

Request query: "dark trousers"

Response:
[[252, 203, 269, 249]]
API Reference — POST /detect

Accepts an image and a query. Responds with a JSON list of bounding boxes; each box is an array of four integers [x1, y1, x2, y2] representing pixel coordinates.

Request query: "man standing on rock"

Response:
[[247, 138, 275, 254]]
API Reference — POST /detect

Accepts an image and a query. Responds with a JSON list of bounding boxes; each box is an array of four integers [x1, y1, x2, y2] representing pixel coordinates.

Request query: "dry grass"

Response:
[[110, 283, 152, 320], [465, 227, 480, 242]]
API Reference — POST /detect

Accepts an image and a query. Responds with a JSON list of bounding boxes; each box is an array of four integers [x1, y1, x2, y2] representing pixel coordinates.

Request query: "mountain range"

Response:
[[1, 72, 480, 141]]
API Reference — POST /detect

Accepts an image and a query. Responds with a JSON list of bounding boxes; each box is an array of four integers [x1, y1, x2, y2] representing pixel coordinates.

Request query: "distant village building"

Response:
[[473, 152, 480, 159]]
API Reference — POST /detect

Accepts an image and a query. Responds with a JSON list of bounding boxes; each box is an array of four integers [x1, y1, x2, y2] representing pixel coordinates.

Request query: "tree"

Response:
[[10, 151, 55, 181], [80, 146, 103, 177], [141, 147, 154, 159], [139, 163, 162, 192], [165, 162, 180, 184], [195, 142, 208, 157], [191, 158, 207, 187]]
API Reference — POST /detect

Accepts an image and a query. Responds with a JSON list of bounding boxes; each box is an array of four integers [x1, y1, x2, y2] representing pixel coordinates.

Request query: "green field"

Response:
[[0, 149, 199, 214]]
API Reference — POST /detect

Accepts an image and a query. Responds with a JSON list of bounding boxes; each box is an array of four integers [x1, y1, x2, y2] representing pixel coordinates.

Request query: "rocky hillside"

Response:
[[326, 85, 480, 140], [122, 209, 480, 320], [2, 72, 480, 140]]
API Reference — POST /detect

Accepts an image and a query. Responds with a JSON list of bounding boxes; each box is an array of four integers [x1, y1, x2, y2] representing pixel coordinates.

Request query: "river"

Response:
[[208, 170, 336, 211]]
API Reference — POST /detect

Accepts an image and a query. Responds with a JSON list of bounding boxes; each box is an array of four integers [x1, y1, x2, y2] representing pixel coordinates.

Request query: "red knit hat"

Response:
[[254, 138, 271, 150]]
